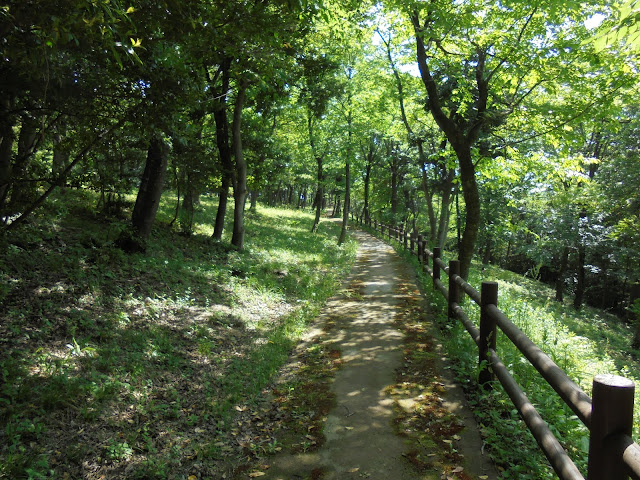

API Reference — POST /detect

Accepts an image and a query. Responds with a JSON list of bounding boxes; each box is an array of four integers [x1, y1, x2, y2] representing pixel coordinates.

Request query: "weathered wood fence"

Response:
[[351, 213, 640, 480]]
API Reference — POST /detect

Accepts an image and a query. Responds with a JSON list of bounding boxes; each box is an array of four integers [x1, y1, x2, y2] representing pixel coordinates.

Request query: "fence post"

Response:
[[479, 282, 499, 388], [403, 229, 408, 250], [433, 247, 441, 289], [587, 374, 635, 480], [417, 235, 424, 264], [374, 219, 377, 232], [410, 233, 415, 253], [448, 260, 460, 319]]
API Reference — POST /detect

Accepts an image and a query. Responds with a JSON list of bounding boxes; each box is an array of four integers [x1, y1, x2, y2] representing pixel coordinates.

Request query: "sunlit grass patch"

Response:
[[0, 190, 357, 479]]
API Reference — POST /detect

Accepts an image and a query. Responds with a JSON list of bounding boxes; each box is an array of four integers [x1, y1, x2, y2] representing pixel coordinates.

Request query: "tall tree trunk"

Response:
[[436, 168, 455, 250], [390, 154, 399, 218], [131, 136, 170, 239], [212, 58, 233, 241], [421, 165, 437, 244], [311, 157, 323, 233], [309, 112, 324, 232], [573, 207, 588, 309], [181, 172, 196, 234], [213, 177, 230, 241], [231, 83, 248, 250], [363, 157, 372, 224], [455, 144, 480, 281], [412, 10, 488, 282], [482, 235, 492, 264], [9, 116, 38, 209], [52, 124, 69, 182], [339, 160, 350, 245], [555, 246, 569, 302]]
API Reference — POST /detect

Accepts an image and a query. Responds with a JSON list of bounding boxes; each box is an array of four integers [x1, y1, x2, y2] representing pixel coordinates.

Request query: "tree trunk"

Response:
[[213, 178, 230, 241], [436, 168, 455, 250], [131, 136, 170, 239], [363, 158, 372, 224], [415, 140, 438, 245], [8, 116, 39, 209], [52, 125, 69, 181], [390, 155, 399, 218], [555, 246, 569, 302], [454, 143, 480, 281], [181, 172, 196, 234], [419, 165, 437, 245], [339, 160, 350, 245], [231, 83, 248, 250], [482, 235, 492, 264], [212, 58, 233, 241], [311, 156, 323, 233]]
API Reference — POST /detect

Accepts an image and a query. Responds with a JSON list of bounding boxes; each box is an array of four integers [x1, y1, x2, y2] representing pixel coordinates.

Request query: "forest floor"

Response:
[[239, 229, 498, 480]]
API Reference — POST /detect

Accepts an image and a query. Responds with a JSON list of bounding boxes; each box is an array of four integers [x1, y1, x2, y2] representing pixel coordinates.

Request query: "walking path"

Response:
[[261, 229, 498, 480]]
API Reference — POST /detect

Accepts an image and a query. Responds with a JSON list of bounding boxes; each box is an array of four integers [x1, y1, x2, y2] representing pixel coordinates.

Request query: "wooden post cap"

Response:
[[593, 374, 635, 389]]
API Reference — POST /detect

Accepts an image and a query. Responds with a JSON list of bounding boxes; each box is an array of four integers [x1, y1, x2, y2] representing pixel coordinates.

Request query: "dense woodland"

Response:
[[3, 1, 640, 479], [1, 1, 640, 321]]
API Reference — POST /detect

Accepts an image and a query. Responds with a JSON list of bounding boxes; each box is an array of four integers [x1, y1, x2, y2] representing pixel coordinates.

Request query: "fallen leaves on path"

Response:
[[389, 282, 474, 480]]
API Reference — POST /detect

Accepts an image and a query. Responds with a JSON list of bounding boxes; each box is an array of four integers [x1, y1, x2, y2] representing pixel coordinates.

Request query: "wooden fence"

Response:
[[351, 213, 640, 480]]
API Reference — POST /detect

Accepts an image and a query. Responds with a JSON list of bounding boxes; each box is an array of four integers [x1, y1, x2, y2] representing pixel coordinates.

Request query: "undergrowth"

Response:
[[364, 223, 640, 480], [0, 189, 357, 480]]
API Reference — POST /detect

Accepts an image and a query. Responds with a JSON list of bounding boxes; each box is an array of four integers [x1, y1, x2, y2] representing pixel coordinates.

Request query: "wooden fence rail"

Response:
[[350, 213, 640, 480]]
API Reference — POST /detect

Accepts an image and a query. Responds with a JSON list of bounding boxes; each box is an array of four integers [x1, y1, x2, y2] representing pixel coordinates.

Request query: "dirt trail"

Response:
[[261, 230, 498, 480]]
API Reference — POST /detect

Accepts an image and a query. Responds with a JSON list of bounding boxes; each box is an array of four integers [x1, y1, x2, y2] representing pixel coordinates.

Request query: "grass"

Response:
[[363, 222, 640, 480], [0, 189, 357, 480]]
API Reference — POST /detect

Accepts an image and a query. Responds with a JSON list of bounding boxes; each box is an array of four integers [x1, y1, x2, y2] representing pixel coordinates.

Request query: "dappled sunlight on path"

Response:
[[260, 232, 421, 479], [258, 230, 497, 480]]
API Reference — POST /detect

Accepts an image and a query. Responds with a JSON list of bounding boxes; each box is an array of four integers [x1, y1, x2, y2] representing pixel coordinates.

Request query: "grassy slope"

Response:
[[0, 190, 357, 480], [370, 229, 640, 480]]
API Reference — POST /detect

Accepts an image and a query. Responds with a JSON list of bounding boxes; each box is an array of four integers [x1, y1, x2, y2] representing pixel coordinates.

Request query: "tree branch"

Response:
[[5, 119, 125, 230]]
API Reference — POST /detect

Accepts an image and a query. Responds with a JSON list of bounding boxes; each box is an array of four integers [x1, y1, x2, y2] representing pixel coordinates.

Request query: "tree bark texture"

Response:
[[8, 116, 38, 209], [420, 165, 437, 245], [363, 154, 372, 224], [231, 83, 248, 250], [212, 58, 233, 241], [131, 136, 170, 239], [436, 168, 455, 250], [339, 160, 350, 245], [453, 142, 480, 281], [311, 157, 323, 233]]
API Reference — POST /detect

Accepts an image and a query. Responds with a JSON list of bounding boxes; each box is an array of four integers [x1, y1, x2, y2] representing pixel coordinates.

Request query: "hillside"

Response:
[[0, 191, 357, 479]]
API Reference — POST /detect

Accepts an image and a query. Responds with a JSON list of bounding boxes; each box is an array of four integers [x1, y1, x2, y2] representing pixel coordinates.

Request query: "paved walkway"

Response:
[[261, 230, 497, 480]]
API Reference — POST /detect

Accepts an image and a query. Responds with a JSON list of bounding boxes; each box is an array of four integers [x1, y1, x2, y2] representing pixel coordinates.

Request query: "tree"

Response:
[[385, 0, 611, 280], [131, 136, 170, 239]]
